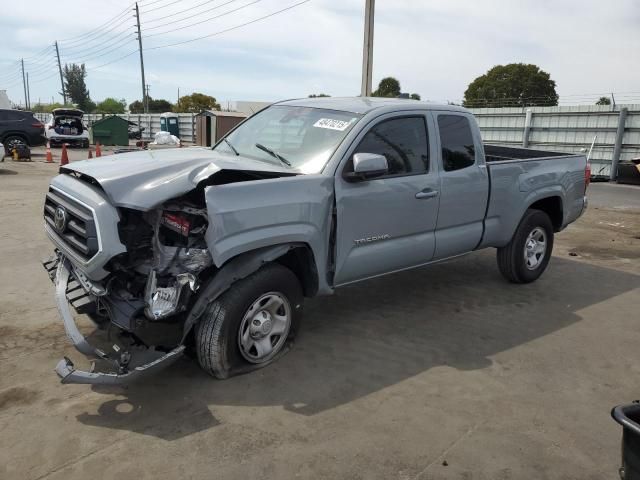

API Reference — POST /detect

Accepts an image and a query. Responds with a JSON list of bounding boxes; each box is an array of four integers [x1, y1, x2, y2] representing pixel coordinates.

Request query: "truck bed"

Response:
[[480, 146, 588, 250], [484, 144, 571, 163]]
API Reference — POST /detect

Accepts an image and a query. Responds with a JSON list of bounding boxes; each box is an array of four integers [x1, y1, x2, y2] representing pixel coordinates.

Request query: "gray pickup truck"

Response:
[[42, 97, 589, 384]]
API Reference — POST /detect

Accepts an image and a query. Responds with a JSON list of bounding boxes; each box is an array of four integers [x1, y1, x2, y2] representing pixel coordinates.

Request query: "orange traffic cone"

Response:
[[45, 142, 53, 163], [95, 142, 102, 157], [88, 146, 93, 159], [60, 144, 69, 166]]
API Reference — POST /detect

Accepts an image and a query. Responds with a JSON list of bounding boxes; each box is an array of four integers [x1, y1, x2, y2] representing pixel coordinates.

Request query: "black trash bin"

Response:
[[612, 402, 640, 479]]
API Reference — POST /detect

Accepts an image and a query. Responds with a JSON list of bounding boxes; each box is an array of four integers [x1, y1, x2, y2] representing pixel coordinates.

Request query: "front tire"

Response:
[[497, 209, 554, 283], [195, 263, 303, 379]]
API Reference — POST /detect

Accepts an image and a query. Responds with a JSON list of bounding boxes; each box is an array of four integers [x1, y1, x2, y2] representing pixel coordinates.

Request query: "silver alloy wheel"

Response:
[[238, 292, 292, 364], [524, 227, 547, 270]]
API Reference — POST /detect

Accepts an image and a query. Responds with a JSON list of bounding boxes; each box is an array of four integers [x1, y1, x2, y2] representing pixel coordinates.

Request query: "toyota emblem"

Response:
[[54, 206, 67, 233]]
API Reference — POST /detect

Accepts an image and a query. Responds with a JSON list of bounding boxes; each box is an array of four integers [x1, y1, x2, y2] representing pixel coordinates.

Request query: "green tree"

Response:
[[372, 77, 401, 97], [128, 100, 144, 113], [596, 96, 611, 105], [371, 77, 421, 100], [308, 93, 331, 98], [463, 63, 558, 108], [62, 63, 93, 112], [95, 97, 126, 114], [31, 102, 74, 113], [129, 97, 174, 113], [149, 98, 173, 113], [174, 92, 220, 113]]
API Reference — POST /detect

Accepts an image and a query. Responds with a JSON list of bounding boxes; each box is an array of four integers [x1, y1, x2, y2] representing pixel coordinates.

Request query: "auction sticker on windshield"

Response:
[[313, 118, 355, 131]]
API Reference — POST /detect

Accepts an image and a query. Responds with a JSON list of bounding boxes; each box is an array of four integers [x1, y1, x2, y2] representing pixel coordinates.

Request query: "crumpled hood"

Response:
[[60, 147, 293, 210]]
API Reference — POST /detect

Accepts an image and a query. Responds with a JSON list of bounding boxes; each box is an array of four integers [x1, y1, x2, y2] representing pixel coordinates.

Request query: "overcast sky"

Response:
[[1, 0, 639, 107]]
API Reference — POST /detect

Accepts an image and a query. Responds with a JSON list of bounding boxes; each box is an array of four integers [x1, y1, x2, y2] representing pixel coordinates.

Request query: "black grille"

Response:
[[44, 189, 98, 260]]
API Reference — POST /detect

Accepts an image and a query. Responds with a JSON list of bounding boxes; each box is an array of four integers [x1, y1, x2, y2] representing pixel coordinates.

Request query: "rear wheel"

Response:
[[196, 263, 303, 379], [497, 209, 554, 283]]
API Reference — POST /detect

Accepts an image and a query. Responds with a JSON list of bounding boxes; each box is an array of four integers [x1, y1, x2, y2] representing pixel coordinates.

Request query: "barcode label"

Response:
[[313, 118, 353, 131]]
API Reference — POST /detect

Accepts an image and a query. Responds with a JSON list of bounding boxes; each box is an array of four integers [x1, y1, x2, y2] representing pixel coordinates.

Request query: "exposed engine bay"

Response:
[[44, 198, 216, 382]]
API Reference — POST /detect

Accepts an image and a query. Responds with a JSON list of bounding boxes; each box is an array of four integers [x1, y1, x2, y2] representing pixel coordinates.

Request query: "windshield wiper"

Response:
[[223, 137, 239, 156], [255, 143, 291, 167]]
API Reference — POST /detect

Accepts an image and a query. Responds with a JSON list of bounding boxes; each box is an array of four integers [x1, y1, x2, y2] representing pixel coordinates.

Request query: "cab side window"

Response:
[[437, 114, 476, 172], [348, 116, 429, 177]]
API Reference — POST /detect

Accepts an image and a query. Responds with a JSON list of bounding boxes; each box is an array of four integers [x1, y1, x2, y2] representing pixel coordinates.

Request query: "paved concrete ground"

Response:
[[1, 154, 639, 479]]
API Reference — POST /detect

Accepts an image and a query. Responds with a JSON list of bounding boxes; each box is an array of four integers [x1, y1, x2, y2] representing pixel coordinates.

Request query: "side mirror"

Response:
[[345, 153, 388, 182]]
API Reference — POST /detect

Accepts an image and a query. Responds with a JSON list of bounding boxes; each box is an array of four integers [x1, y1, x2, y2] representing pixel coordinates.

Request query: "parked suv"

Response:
[[45, 108, 90, 148], [0, 109, 46, 155]]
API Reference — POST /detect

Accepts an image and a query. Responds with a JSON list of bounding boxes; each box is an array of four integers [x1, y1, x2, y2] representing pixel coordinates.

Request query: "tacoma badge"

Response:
[[354, 234, 391, 246]]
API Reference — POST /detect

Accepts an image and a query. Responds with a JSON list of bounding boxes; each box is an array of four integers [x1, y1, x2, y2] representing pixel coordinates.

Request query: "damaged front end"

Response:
[[43, 199, 214, 385]]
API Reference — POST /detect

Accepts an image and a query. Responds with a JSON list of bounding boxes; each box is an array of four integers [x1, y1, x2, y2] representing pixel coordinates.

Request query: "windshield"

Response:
[[213, 105, 361, 173]]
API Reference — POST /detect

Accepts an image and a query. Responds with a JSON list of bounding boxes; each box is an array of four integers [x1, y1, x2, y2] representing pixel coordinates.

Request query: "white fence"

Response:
[[469, 104, 640, 178], [35, 112, 198, 143]]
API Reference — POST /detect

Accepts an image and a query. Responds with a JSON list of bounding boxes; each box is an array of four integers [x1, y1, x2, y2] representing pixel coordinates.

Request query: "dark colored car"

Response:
[[0, 109, 47, 155]]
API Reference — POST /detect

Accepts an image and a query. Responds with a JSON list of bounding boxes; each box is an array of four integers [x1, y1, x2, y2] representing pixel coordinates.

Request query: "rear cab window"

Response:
[[345, 116, 429, 178], [437, 114, 476, 172]]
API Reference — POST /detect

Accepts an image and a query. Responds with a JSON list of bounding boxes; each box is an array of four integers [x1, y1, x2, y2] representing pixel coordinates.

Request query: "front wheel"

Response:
[[195, 263, 303, 379], [497, 209, 554, 283]]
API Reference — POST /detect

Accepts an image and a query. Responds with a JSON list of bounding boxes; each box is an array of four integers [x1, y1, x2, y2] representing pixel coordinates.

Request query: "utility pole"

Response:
[[134, 2, 148, 113], [26, 72, 31, 110], [360, 0, 375, 97], [146, 83, 151, 105], [55, 41, 66, 104], [21, 59, 28, 109]]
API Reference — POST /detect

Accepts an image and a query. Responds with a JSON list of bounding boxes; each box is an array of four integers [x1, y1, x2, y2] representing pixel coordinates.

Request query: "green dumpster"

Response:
[[90, 116, 129, 146], [160, 112, 180, 138]]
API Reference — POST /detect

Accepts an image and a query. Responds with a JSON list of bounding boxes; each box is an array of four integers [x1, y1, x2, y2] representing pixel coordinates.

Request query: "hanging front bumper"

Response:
[[43, 254, 185, 385]]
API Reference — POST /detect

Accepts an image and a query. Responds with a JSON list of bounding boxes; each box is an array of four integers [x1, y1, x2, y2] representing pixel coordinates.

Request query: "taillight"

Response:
[[32, 122, 44, 128], [585, 162, 591, 191]]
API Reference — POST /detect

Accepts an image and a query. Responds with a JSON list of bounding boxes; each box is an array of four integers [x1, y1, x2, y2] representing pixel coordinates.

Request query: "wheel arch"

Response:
[[527, 195, 563, 232], [1, 131, 30, 145], [182, 243, 318, 340]]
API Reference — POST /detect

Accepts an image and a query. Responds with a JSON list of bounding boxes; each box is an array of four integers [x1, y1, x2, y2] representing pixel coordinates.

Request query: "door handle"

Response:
[[415, 189, 439, 199]]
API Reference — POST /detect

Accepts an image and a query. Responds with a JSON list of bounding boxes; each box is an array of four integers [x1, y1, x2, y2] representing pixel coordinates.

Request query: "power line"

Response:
[[62, 35, 137, 63], [22, 45, 56, 61], [139, 0, 176, 6], [143, 0, 221, 24], [145, 0, 312, 49], [145, 0, 263, 37], [144, 0, 243, 30], [28, 71, 60, 85], [87, 49, 139, 71], [23, 57, 57, 69], [5, 0, 313, 98], [57, 4, 134, 44], [23, 64, 58, 79], [60, 29, 135, 55], [139, 0, 183, 14], [59, 19, 133, 50]]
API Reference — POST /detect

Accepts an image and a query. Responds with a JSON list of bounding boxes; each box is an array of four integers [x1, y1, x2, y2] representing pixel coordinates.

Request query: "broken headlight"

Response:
[[144, 270, 196, 320]]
